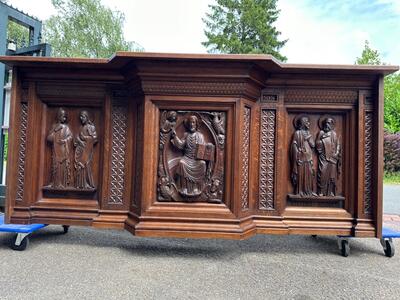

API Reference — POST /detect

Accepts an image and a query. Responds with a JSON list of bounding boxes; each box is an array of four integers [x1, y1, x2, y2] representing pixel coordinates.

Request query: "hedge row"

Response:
[[384, 131, 400, 173]]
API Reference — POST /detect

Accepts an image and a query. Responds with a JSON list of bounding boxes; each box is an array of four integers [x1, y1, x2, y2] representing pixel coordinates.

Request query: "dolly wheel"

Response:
[[340, 240, 350, 257], [11, 234, 29, 251], [62, 225, 70, 234], [384, 240, 395, 257]]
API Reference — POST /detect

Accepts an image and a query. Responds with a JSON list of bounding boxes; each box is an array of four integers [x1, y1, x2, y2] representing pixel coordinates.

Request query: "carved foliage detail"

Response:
[[364, 112, 373, 214], [259, 109, 275, 210], [241, 107, 251, 210], [109, 105, 128, 204], [157, 110, 225, 203], [16, 103, 28, 202]]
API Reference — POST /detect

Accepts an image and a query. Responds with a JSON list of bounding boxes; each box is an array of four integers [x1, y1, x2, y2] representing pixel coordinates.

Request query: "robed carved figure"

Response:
[[316, 117, 341, 196], [46, 108, 73, 188], [157, 111, 225, 203], [171, 115, 207, 197], [74, 110, 98, 189], [290, 115, 316, 197]]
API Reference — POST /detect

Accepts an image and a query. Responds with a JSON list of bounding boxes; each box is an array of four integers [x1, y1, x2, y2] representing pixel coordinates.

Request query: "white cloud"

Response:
[[101, 0, 211, 53], [277, 0, 369, 64]]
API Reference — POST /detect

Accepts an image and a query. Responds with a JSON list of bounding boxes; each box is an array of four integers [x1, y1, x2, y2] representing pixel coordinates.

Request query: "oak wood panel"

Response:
[[3, 53, 396, 240]]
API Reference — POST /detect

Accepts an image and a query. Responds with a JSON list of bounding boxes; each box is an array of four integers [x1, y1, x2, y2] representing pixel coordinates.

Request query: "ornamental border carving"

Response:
[[141, 80, 260, 99], [364, 112, 373, 214], [241, 107, 251, 210], [108, 105, 128, 204], [16, 103, 28, 202], [285, 89, 358, 104], [259, 109, 275, 210]]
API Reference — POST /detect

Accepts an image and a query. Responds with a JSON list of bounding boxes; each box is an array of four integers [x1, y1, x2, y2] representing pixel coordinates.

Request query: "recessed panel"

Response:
[[43, 106, 102, 200]]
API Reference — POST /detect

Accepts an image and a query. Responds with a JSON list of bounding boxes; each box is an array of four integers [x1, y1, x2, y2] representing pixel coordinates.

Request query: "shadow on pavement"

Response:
[[0, 225, 386, 258]]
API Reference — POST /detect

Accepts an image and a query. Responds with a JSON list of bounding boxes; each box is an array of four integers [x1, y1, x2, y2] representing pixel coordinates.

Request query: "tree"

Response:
[[355, 40, 382, 65], [7, 20, 30, 48], [202, 0, 287, 61], [355, 40, 400, 133], [384, 73, 400, 133], [44, 0, 142, 58]]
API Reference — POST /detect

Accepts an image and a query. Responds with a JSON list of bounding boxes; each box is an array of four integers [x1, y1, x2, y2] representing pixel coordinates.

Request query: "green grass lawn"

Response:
[[384, 172, 400, 184]]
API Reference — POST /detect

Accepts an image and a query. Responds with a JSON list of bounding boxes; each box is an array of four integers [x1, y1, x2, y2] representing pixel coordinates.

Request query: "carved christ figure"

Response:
[[47, 108, 72, 188], [290, 116, 316, 197], [171, 115, 207, 197], [74, 110, 98, 189], [316, 117, 341, 196]]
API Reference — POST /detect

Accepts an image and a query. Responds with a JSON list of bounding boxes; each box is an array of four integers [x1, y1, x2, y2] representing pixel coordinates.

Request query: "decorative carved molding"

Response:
[[108, 105, 128, 204], [261, 94, 278, 102], [285, 89, 358, 104], [141, 80, 260, 99], [259, 109, 275, 210], [16, 103, 28, 202], [157, 110, 225, 203], [241, 107, 251, 210], [364, 112, 373, 214], [37, 83, 105, 99]]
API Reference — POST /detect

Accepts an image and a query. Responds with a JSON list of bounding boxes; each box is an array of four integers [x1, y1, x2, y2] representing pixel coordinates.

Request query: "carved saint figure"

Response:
[[74, 111, 98, 189], [290, 115, 316, 197], [47, 108, 72, 188], [171, 115, 207, 197], [316, 117, 341, 196]]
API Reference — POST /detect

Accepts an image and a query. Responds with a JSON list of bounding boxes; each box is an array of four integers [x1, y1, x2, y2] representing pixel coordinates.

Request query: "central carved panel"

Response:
[[157, 110, 225, 203]]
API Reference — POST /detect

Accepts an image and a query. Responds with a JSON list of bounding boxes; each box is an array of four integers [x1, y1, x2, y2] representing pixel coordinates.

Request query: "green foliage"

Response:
[[202, 0, 287, 61], [355, 40, 400, 133], [44, 0, 142, 58], [384, 74, 400, 133], [7, 21, 30, 47], [355, 40, 382, 65], [383, 172, 400, 185]]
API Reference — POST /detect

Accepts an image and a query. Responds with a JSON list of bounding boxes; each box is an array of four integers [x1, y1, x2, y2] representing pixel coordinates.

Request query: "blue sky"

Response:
[[8, 0, 400, 66], [276, 0, 400, 64]]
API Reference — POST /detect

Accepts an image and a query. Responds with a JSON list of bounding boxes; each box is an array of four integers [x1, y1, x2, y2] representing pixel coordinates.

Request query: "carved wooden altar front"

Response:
[[1, 53, 398, 239]]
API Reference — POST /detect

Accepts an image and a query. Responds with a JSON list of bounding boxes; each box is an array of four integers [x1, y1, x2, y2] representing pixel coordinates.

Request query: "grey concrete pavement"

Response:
[[384, 184, 400, 214], [0, 224, 399, 300], [0, 183, 399, 299]]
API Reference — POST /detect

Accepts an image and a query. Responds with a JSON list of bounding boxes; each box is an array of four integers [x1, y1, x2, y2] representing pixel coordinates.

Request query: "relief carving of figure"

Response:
[[74, 110, 98, 189], [316, 117, 341, 196], [290, 115, 317, 197], [170, 115, 207, 197], [47, 108, 72, 188]]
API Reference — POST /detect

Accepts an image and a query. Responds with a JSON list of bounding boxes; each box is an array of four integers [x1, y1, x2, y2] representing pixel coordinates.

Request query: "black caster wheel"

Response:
[[11, 234, 29, 251], [340, 239, 350, 257], [311, 235, 317, 238], [62, 225, 70, 234], [384, 240, 395, 257]]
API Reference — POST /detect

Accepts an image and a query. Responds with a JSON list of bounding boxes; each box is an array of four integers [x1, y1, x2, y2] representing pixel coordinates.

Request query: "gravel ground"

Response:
[[0, 223, 399, 300]]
